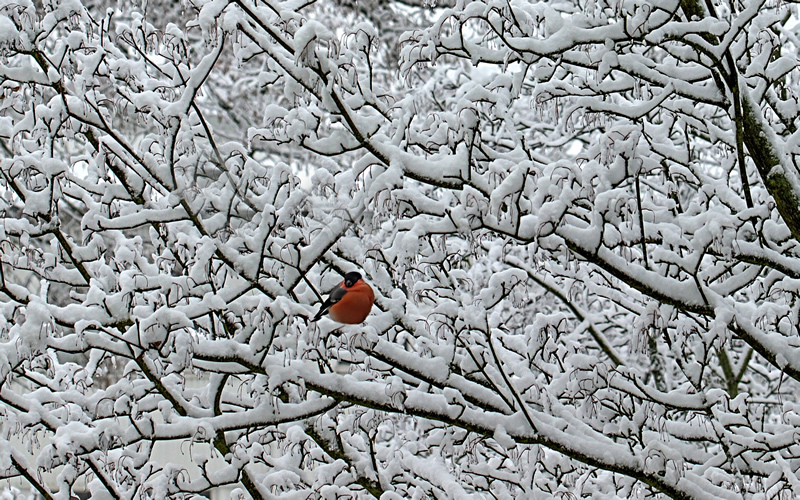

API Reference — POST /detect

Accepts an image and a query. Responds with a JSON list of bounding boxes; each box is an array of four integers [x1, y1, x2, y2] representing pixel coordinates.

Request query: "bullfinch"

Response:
[[312, 271, 374, 324]]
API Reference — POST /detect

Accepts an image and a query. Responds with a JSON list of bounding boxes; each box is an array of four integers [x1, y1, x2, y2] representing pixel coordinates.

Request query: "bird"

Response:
[[311, 271, 374, 324]]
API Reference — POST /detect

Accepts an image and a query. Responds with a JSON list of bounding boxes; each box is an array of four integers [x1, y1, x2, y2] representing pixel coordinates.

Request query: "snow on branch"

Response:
[[3, 0, 800, 498]]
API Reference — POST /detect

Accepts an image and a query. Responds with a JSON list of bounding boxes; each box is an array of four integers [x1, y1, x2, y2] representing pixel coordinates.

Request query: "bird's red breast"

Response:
[[328, 279, 374, 324]]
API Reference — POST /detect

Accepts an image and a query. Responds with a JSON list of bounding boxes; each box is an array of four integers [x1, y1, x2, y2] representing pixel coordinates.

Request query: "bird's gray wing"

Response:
[[311, 286, 348, 321]]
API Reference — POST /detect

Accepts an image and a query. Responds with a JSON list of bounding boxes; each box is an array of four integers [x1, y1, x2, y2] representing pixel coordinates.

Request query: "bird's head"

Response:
[[343, 271, 362, 287]]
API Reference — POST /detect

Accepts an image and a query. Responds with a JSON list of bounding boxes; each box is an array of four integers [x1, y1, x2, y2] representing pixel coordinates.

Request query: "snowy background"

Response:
[[1, 0, 800, 498]]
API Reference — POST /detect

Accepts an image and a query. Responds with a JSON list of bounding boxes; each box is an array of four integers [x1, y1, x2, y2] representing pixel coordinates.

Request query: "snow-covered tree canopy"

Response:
[[3, 0, 800, 497]]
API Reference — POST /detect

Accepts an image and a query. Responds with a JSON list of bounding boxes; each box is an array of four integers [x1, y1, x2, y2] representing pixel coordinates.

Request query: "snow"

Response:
[[3, 0, 800, 498], [0, 17, 18, 49]]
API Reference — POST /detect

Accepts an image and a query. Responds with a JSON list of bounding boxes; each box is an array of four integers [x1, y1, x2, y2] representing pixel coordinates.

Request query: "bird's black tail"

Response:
[[311, 306, 328, 322]]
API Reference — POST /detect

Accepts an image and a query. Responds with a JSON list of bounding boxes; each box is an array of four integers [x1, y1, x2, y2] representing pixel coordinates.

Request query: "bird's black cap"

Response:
[[343, 271, 362, 287]]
